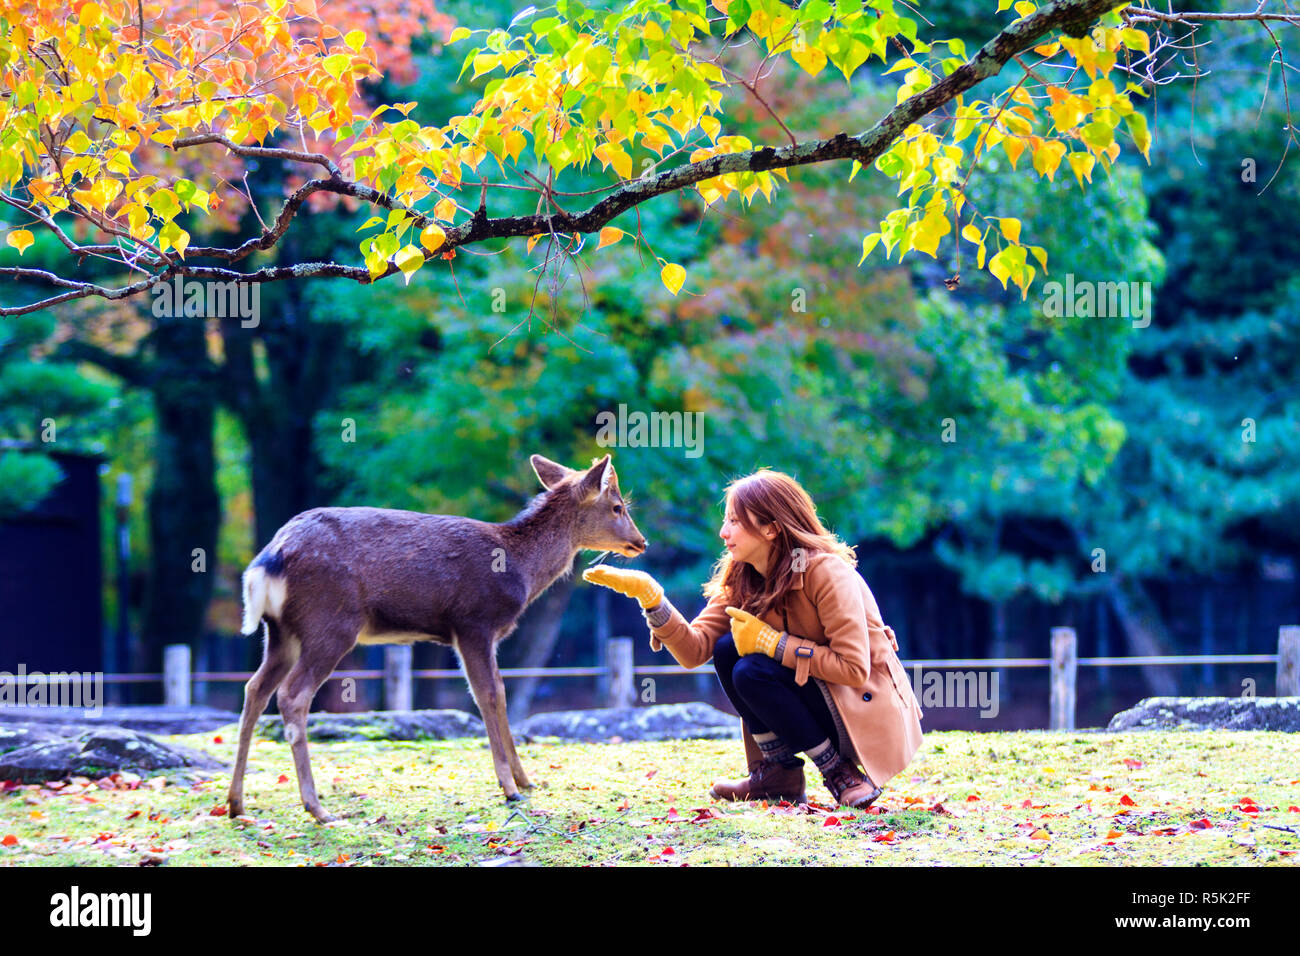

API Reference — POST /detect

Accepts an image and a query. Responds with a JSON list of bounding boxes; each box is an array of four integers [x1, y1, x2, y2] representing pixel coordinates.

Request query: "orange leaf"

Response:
[[1029, 828, 1050, 840]]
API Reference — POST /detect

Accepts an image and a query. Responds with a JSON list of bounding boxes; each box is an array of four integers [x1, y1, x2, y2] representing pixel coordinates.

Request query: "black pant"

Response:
[[712, 632, 839, 756]]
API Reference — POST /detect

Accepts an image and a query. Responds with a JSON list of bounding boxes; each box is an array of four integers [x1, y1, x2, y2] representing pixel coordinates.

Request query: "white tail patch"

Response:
[[241, 565, 288, 635]]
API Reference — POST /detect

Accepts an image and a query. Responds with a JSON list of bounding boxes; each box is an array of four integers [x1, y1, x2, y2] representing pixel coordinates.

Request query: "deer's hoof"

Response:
[[505, 791, 528, 804]]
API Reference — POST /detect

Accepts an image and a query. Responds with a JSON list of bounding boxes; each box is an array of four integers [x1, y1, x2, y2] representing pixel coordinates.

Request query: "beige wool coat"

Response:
[[648, 550, 924, 788]]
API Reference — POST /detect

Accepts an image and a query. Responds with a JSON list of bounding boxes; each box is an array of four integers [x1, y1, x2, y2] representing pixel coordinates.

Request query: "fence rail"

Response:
[[15, 626, 1300, 730]]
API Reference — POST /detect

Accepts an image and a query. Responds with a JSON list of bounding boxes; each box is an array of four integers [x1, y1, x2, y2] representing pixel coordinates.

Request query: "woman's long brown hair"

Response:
[[703, 468, 857, 619]]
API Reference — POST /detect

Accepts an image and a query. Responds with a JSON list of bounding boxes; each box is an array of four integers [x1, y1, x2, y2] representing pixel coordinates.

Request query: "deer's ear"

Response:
[[531, 454, 573, 490], [577, 454, 613, 501]]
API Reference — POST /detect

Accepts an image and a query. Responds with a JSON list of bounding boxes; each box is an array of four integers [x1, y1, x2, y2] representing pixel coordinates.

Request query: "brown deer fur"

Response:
[[226, 453, 646, 823]]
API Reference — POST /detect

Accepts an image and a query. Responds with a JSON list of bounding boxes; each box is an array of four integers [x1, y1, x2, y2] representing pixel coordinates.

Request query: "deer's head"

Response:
[[530, 453, 647, 558]]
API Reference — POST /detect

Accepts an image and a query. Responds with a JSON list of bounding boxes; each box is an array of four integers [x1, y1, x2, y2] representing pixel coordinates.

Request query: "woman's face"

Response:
[[720, 499, 774, 569]]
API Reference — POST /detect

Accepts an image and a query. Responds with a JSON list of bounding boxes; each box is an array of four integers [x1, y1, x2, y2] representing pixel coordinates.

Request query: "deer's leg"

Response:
[[491, 660, 533, 790], [228, 619, 297, 818], [276, 627, 356, 824], [457, 633, 522, 801]]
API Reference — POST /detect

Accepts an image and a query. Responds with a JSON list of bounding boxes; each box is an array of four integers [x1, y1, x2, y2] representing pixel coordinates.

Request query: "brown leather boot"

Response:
[[709, 757, 807, 803], [821, 760, 883, 809]]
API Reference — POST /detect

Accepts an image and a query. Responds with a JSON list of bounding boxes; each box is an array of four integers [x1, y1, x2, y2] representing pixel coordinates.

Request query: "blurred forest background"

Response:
[[2, 0, 1298, 729]]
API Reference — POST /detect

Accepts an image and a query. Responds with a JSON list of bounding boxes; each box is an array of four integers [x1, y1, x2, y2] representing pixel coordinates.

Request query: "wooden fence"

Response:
[[67, 624, 1296, 730]]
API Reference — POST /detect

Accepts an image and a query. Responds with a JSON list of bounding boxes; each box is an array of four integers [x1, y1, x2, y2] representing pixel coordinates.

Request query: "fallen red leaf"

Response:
[[823, 815, 841, 827], [966, 794, 980, 802], [1190, 818, 1213, 830], [209, 804, 228, 817], [213, 735, 223, 744], [277, 774, 289, 784], [1, 835, 17, 846], [1119, 794, 1136, 806], [125, 810, 141, 820], [616, 798, 630, 811], [872, 830, 896, 843], [1122, 758, 1143, 769], [664, 807, 682, 823], [1287, 806, 1300, 813]]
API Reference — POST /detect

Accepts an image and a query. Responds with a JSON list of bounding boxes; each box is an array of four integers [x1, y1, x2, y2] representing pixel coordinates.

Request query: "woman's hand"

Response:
[[725, 607, 783, 658], [582, 565, 665, 609]]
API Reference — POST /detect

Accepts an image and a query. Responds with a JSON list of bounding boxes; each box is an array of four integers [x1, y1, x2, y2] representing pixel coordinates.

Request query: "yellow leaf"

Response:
[[961, 223, 982, 243], [395, 244, 424, 284], [791, 40, 827, 77], [448, 27, 471, 44], [344, 30, 366, 52], [434, 198, 457, 221], [660, 262, 686, 295], [594, 142, 632, 180], [1120, 28, 1150, 55], [419, 224, 446, 252], [1032, 141, 1067, 180], [80, 2, 103, 27], [6, 229, 34, 255], [998, 217, 1022, 244], [596, 227, 623, 249], [1003, 136, 1026, 169], [1068, 151, 1095, 185], [858, 232, 881, 265]]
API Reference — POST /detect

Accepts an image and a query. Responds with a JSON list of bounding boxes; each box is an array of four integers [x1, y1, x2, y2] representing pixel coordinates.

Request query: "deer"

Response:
[[226, 453, 646, 824]]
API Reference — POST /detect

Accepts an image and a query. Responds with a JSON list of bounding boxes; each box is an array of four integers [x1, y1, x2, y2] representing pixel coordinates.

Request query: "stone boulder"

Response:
[[253, 709, 485, 742], [0, 725, 226, 784], [1107, 696, 1300, 732], [518, 703, 741, 742], [0, 705, 240, 735]]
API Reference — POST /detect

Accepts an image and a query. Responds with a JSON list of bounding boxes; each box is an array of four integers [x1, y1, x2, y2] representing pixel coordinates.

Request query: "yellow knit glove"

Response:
[[726, 607, 782, 658], [582, 565, 665, 609]]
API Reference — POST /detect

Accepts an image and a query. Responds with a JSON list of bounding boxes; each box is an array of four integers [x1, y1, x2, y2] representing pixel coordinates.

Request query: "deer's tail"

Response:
[[240, 564, 270, 638]]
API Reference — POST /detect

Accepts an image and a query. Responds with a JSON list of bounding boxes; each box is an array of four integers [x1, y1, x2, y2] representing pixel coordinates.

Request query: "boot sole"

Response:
[[709, 787, 807, 804]]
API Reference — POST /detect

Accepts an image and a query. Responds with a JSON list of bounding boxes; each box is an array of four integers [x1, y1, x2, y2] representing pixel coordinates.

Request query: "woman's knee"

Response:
[[731, 652, 784, 692], [713, 633, 739, 674]]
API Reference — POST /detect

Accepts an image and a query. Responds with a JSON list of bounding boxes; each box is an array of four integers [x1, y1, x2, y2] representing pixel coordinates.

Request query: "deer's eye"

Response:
[[613, 504, 624, 515]]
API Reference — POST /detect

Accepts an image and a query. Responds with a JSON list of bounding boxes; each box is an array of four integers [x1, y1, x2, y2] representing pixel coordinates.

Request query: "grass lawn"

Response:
[[1, 728, 1297, 866]]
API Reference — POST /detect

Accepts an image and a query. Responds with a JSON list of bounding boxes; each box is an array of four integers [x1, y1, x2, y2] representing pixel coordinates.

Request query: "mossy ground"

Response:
[[1, 729, 1297, 866]]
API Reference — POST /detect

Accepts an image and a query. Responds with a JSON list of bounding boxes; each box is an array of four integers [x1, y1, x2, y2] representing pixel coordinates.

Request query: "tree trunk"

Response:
[[1105, 574, 1179, 697], [139, 313, 220, 672]]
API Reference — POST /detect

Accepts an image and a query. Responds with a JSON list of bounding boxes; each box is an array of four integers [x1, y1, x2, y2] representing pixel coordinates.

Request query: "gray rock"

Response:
[[1107, 696, 1300, 732], [0, 706, 240, 735], [253, 709, 485, 742], [0, 725, 226, 783], [518, 703, 742, 742]]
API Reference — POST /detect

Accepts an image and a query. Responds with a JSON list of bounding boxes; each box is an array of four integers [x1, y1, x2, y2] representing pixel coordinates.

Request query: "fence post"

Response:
[[1278, 626, 1300, 696], [607, 637, 635, 708], [384, 645, 413, 711], [1050, 627, 1077, 731], [163, 644, 191, 708]]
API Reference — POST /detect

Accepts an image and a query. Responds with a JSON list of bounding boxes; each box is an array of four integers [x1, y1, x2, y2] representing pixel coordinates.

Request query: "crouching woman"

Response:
[[584, 468, 924, 809]]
